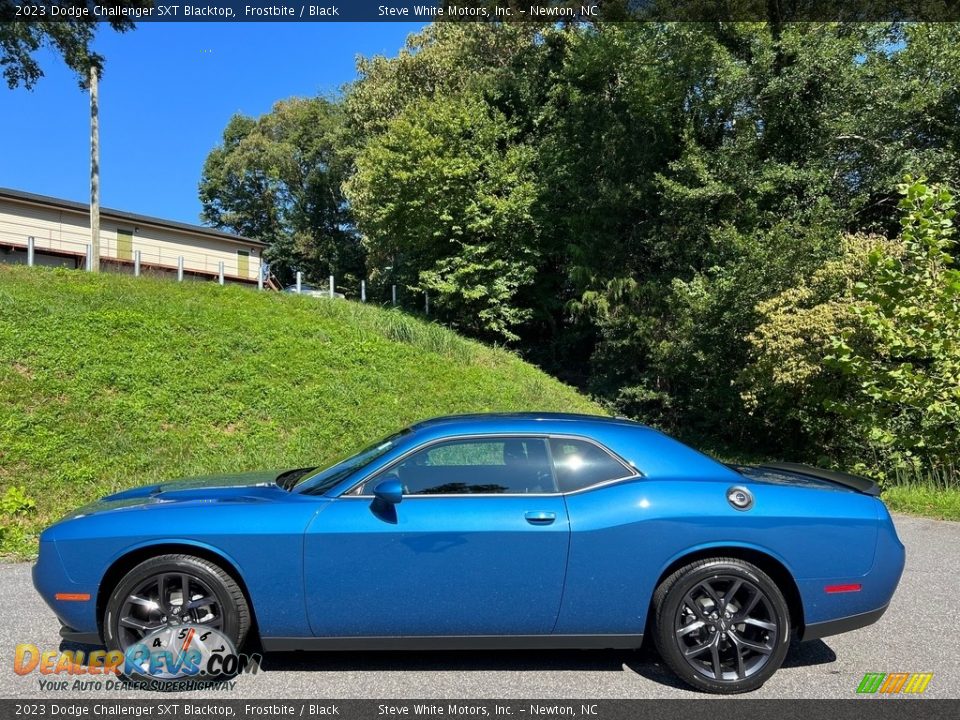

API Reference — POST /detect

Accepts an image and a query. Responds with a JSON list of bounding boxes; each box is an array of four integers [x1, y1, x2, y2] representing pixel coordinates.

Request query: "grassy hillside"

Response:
[[0, 265, 604, 557]]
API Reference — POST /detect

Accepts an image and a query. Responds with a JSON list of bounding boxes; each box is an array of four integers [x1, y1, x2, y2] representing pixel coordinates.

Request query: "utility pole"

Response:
[[89, 64, 101, 272]]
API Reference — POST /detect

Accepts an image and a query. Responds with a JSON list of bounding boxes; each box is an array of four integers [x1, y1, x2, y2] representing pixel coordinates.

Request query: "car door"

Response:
[[303, 436, 570, 637]]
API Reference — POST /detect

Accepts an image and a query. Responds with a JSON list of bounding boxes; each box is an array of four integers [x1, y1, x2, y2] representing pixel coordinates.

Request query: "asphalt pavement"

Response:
[[1, 514, 957, 699]]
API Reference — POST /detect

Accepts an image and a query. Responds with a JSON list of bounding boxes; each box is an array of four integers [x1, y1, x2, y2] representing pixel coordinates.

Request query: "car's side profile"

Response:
[[33, 413, 905, 693]]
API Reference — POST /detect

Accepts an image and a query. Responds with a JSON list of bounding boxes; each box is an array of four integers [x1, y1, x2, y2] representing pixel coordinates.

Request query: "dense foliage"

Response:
[[830, 181, 959, 479], [200, 22, 960, 485], [745, 180, 960, 481]]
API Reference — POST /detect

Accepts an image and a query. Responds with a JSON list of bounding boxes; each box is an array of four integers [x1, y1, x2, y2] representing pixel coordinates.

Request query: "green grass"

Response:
[[875, 462, 960, 521], [0, 265, 604, 558], [880, 486, 960, 521]]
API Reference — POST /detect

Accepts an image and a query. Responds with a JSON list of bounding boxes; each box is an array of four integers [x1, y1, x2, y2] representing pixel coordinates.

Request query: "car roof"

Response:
[[408, 412, 647, 434], [309, 412, 739, 497], [396, 412, 739, 482]]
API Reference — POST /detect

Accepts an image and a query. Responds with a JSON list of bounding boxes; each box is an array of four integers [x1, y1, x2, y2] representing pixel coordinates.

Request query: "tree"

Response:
[[538, 23, 960, 439], [341, 20, 960, 417], [0, 2, 145, 88], [345, 22, 542, 140], [345, 93, 539, 341], [199, 97, 362, 287]]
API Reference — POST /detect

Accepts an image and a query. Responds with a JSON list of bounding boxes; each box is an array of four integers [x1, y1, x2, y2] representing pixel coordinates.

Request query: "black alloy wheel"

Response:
[[103, 554, 250, 657], [115, 570, 224, 648], [653, 557, 791, 694]]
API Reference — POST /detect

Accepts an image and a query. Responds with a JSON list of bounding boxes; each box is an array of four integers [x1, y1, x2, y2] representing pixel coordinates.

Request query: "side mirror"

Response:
[[373, 478, 403, 505]]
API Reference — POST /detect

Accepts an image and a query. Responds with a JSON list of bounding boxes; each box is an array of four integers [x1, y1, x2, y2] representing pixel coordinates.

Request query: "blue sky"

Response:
[[0, 22, 424, 224]]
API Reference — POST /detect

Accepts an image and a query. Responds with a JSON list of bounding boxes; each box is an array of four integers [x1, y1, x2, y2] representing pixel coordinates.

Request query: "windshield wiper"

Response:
[[275, 467, 317, 491]]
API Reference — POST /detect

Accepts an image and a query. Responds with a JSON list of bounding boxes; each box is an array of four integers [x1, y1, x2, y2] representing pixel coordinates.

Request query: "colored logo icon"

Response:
[[857, 672, 933, 694]]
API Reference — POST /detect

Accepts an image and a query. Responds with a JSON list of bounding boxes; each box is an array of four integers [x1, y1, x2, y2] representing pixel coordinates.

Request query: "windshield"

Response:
[[293, 429, 411, 495]]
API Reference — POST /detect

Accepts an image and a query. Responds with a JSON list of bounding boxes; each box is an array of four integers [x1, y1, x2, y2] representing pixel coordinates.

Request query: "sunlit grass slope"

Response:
[[0, 265, 604, 557]]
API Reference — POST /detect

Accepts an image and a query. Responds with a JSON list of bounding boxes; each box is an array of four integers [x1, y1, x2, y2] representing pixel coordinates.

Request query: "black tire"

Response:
[[103, 554, 250, 659], [652, 557, 791, 694]]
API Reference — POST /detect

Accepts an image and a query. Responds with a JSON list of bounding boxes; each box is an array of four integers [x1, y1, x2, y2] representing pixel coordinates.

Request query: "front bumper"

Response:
[[59, 625, 103, 645], [32, 540, 100, 640]]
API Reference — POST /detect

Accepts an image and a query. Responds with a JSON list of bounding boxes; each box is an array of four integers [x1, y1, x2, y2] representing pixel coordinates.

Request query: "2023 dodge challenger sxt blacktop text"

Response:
[[33, 413, 905, 693]]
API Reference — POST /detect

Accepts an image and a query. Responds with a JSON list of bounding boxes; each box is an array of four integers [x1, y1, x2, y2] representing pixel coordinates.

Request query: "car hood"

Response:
[[63, 469, 295, 519]]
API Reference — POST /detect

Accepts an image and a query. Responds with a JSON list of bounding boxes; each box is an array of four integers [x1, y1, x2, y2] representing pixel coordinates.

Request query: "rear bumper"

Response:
[[798, 502, 903, 641], [800, 603, 889, 642]]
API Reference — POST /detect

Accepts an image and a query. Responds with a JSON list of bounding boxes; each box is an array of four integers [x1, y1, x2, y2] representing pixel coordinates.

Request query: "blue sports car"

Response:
[[33, 413, 905, 693]]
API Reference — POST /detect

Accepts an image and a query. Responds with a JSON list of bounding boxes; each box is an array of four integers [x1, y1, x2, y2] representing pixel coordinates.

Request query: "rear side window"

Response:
[[549, 438, 633, 492]]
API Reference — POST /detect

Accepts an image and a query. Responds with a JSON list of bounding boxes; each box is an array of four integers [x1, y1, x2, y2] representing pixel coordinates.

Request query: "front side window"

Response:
[[361, 437, 555, 495], [296, 429, 411, 495], [549, 438, 634, 492]]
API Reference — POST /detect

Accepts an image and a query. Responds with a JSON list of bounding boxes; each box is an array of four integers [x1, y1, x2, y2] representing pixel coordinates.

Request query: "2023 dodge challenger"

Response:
[[33, 413, 905, 693]]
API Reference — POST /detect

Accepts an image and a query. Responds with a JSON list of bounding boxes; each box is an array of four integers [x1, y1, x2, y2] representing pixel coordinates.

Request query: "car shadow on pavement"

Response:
[[620, 639, 836, 693], [254, 638, 836, 689], [781, 638, 837, 668], [257, 648, 633, 673], [59, 636, 836, 692]]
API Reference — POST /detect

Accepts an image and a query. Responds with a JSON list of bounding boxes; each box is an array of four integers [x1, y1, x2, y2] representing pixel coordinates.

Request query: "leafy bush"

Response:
[[829, 179, 959, 482], [0, 486, 36, 516], [742, 179, 959, 488], [742, 234, 902, 461]]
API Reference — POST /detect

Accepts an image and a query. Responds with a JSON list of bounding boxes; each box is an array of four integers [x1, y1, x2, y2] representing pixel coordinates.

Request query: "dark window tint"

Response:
[[366, 438, 555, 495], [549, 438, 632, 492]]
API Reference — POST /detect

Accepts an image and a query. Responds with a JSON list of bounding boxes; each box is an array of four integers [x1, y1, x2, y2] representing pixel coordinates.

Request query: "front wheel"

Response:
[[103, 554, 250, 677], [652, 557, 791, 694]]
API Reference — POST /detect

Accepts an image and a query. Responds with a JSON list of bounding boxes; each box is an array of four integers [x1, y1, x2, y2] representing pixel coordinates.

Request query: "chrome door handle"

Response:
[[524, 511, 556, 525]]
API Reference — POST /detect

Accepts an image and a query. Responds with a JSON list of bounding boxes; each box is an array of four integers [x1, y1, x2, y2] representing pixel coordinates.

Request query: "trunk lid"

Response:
[[730, 462, 881, 496]]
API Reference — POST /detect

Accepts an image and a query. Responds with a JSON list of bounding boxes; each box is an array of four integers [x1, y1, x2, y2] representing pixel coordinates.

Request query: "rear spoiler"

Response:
[[757, 462, 881, 497]]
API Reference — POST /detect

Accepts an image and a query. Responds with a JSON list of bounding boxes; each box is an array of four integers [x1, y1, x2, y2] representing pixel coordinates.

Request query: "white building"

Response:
[[0, 187, 267, 285]]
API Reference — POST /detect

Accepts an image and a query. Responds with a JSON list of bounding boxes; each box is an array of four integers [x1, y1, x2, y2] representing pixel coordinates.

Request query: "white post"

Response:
[[296, 271, 302, 293], [329, 274, 335, 299], [257, 263, 263, 291], [361, 279, 366, 303], [89, 66, 100, 273], [85, 244, 93, 271], [27, 236, 34, 266], [134, 250, 141, 277], [218, 261, 225, 286], [177, 256, 184, 282], [392, 284, 397, 306], [425, 292, 430, 316]]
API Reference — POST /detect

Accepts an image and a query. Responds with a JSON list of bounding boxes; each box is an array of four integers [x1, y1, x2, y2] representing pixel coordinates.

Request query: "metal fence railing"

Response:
[[0, 225, 263, 287], [2, 227, 435, 312]]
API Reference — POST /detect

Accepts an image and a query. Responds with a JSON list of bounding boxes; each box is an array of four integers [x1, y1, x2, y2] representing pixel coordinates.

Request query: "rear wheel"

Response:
[[103, 554, 250, 665], [652, 557, 791, 694]]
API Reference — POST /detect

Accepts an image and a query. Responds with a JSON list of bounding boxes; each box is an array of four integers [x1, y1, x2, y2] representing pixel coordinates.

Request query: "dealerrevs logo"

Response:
[[124, 626, 260, 679], [14, 627, 261, 689]]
